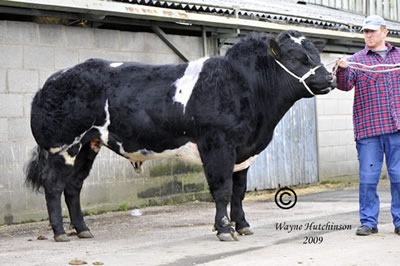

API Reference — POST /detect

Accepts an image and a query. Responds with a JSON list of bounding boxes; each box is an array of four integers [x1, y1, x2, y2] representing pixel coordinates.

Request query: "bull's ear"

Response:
[[269, 39, 280, 59], [312, 40, 326, 52]]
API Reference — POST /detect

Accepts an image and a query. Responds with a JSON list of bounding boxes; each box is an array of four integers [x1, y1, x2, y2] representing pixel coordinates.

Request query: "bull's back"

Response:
[[104, 61, 192, 150]]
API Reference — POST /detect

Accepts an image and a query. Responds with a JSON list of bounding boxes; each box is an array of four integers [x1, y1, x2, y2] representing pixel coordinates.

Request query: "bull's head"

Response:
[[269, 30, 336, 97]]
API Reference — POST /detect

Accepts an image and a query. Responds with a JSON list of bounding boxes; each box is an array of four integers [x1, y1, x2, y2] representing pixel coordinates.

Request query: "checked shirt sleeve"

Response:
[[335, 58, 357, 91], [336, 45, 400, 140]]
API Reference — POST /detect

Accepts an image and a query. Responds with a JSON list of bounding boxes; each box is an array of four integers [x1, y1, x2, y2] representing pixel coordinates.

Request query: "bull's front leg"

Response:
[[231, 168, 253, 235], [198, 134, 237, 241]]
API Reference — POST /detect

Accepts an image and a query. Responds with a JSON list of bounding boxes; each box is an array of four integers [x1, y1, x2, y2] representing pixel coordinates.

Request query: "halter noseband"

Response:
[[274, 59, 322, 96]]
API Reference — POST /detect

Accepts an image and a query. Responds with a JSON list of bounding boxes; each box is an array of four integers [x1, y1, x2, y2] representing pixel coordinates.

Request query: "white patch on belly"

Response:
[[119, 141, 256, 172], [290, 35, 306, 45], [110, 62, 123, 68], [120, 142, 202, 165], [233, 156, 257, 172], [94, 100, 111, 145], [173, 57, 208, 113]]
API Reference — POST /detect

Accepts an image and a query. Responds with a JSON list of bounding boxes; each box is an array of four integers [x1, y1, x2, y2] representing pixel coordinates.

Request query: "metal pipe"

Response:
[[398, 0, 400, 21], [377, 0, 382, 16], [151, 25, 189, 62], [356, 0, 363, 14], [369, 0, 374, 16], [202, 26, 207, 57]]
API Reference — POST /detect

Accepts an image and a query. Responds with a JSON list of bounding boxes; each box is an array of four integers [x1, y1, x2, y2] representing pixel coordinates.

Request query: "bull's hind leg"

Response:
[[198, 134, 237, 241], [43, 155, 73, 242], [64, 142, 100, 239], [230, 169, 253, 235]]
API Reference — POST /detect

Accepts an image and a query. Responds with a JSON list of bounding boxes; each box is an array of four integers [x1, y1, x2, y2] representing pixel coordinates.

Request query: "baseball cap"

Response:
[[361, 15, 386, 31]]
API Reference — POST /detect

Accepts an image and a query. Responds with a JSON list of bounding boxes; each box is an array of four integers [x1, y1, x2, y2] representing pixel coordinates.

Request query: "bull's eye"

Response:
[[300, 55, 310, 63]]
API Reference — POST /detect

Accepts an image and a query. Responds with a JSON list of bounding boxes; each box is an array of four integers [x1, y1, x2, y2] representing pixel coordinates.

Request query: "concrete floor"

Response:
[[0, 182, 399, 266]]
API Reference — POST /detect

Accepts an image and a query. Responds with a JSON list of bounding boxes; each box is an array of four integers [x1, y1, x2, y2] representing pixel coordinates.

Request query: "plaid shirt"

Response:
[[336, 43, 400, 140]]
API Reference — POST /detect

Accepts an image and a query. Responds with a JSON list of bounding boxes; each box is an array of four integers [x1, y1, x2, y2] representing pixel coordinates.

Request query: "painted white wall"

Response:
[[317, 53, 358, 179]]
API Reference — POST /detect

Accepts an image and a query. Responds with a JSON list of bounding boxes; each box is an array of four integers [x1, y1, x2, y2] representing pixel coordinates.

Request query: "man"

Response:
[[336, 15, 400, 236]]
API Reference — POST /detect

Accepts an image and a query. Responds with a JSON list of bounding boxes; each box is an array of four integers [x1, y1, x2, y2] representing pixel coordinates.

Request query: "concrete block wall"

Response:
[[0, 19, 366, 224], [317, 54, 359, 179], [0, 20, 208, 225]]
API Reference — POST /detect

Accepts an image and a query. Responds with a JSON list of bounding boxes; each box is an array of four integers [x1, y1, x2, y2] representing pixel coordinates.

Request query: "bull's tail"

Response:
[[25, 146, 49, 191]]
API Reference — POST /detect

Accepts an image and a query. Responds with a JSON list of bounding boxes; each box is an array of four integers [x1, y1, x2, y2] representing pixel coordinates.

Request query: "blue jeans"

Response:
[[356, 132, 400, 228]]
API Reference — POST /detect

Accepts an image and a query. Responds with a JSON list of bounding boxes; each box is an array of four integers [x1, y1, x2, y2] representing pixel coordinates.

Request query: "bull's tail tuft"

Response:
[[25, 146, 48, 192]]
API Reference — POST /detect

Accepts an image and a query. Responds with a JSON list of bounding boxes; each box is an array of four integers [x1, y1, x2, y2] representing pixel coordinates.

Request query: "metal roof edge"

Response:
[[1, 0, 400, 45], [118, 0, 351, 29], [116, 0, 400, 34]]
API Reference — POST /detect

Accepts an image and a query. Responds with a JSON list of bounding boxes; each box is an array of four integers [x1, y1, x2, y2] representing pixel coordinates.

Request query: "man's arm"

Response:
[[335, 57, 356, 91]]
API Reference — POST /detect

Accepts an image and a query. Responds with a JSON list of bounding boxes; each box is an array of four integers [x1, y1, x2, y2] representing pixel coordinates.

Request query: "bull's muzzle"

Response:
[[326, 74, 337, 88]]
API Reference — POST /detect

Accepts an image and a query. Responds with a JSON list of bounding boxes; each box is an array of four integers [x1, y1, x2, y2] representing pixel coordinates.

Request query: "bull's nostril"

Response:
[[326, 74, 337, 87], [330, 76, 337, 88]]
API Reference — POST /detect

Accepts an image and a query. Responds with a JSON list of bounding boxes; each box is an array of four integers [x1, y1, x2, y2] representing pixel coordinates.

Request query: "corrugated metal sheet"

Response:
[[116, 0, 342, 28], [114, 0, 400, 36], [247, 98, 318, 190]]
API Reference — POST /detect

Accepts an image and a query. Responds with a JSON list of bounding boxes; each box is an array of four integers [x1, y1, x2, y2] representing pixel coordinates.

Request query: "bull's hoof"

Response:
[[77, 230, 94, 239], [217, 232, 238, 241], [54, 234, 70, 242], [237, 227, 254, 235]]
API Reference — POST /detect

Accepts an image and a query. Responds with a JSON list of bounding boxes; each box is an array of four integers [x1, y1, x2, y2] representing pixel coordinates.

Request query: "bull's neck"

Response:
[[250, 81, 300, 154], [262, 88, 297, 129], [260, 61, 307, 128], [226, 55, 304, 152]]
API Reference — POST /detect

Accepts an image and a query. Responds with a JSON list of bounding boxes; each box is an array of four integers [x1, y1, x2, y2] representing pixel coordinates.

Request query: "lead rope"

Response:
[[326, 59, 400, 74]]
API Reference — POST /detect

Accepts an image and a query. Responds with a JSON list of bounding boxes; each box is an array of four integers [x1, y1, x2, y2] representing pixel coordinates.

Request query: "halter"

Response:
[[274, 59, 322, 96]]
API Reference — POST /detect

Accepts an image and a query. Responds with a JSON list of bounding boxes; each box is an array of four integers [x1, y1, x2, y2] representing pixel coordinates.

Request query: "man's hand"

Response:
[[336, 57, 349, 68]]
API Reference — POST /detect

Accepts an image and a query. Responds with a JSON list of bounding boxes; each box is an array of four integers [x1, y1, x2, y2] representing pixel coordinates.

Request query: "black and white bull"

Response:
[[26, 30, 335, 242]]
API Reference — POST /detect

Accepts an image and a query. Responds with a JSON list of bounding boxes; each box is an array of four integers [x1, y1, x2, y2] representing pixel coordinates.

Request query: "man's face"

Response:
[[363, 27, 388, 49]]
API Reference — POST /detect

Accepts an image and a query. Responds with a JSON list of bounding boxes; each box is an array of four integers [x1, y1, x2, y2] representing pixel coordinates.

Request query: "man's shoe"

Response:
[[356, 225, 378, 236], [395, 227, 400, 235]]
